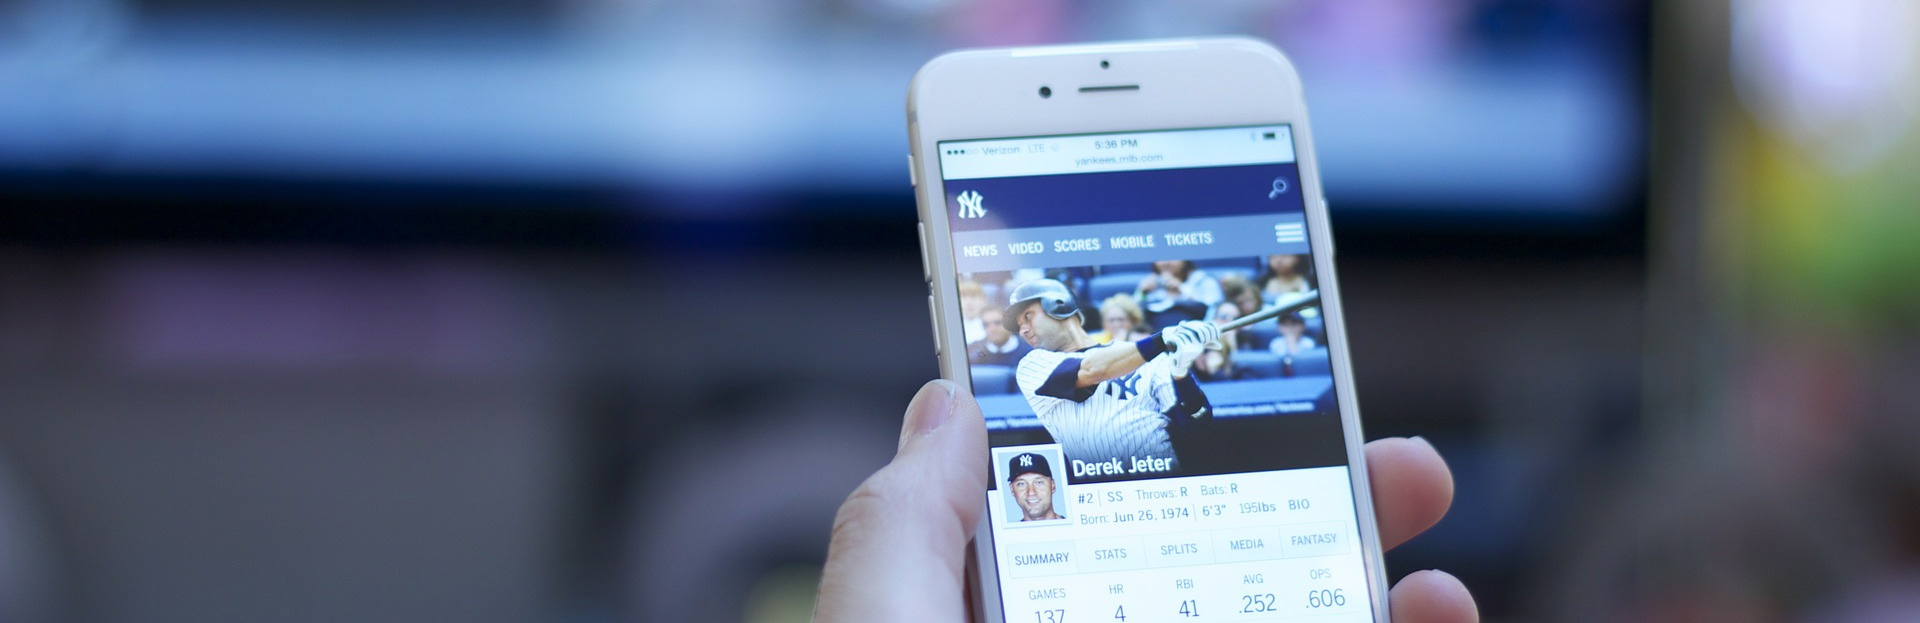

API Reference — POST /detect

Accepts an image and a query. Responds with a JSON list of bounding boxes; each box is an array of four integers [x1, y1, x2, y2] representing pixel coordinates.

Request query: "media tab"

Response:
[[1210, 526, 1286, 564]]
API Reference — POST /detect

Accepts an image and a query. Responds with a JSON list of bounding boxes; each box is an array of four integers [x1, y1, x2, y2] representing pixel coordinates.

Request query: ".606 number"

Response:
[[1306, 588, 1346, 608]]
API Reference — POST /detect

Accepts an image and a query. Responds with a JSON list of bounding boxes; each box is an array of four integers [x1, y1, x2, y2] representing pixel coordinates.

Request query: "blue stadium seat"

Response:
[[1087, 272, 1149, 309], [1193, 257, 1260, 278], [1144, 300, 1207, 331], [1248, 304, 1324, 344], [1234, 350, 1281, 379], [970, 365, 1015, 395], [1229, 348, 1330, 378], [1208, 267, 1257, 284], [1238, 318, 1278, 351], [1290, 348, 1332, 376], [1196, 257, 1256, 269]]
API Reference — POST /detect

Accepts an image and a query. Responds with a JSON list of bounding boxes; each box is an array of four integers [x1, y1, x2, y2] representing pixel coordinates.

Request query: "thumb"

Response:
[[814, 380, 988, 623]]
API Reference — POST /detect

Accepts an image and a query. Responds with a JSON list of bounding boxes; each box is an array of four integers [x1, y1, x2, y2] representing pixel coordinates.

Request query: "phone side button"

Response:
[[907, 154, 918, 187], [927, 294, 944, 356], [917, 221, 932, 282]]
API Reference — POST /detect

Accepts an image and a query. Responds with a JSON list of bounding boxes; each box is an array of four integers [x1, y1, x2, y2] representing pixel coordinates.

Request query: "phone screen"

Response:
[[937, 125, 1377, 622]]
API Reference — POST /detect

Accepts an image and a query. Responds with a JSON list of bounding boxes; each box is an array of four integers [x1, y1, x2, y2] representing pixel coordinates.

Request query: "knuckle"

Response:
[[829, 473, 895, 546]]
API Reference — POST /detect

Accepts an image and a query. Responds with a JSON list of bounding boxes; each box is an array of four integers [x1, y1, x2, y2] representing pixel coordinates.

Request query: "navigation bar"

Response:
[[939, 125, 1295, 180], [951, 213, 1308, 273], [1002, 521, 1353, 579]]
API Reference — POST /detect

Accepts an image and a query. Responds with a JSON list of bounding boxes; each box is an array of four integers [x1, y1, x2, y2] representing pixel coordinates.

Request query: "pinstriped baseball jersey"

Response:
[[1015, 348, 1180, 472]]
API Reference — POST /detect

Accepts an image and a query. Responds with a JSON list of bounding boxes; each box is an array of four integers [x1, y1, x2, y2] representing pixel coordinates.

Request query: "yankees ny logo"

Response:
[[1019, 455, 1033, 467], [1105, 372, 1140, 400], [956, 190, 986, 219]]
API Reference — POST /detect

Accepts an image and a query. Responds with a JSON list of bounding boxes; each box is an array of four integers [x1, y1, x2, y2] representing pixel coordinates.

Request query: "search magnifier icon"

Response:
[[1268, 177, 1290, 199]]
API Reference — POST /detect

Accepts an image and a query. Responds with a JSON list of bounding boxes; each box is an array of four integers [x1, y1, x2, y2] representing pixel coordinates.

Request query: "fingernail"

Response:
[[900, 380, 957, 449], [1408, 435, 1433, 449]]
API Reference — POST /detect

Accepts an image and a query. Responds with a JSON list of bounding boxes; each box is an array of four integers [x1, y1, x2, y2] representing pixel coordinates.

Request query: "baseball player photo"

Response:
[[1003, 278, 1219, 480], [995, 447, 1070, 525]]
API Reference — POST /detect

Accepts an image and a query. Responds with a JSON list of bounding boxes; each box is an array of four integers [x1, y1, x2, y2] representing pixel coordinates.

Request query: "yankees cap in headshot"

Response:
[[1007, 452, 1052, 481]]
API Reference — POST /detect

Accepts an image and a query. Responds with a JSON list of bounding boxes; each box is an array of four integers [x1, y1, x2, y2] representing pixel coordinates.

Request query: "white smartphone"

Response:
[[907, 38, 1390, 622]]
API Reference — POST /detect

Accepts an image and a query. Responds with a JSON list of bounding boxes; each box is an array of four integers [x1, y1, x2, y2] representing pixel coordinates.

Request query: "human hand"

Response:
[[813, 380, 1477, 623], [1162, 321, 1219, 374], [1172, 319, 1221, 348]]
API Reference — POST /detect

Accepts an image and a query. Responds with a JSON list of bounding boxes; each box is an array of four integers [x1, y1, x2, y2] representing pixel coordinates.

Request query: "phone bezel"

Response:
[[907, 37, 1390, 623]]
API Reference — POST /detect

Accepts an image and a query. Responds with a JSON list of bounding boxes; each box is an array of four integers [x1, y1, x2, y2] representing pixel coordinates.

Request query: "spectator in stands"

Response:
[[1193, 313, 1239, 382], [1089, 294, 1151, 345], [1217, 275, 1263, 346], [1269, 311, 1318, 356], [1212, 301, 1243, 347], [1137, 260, 1223, 313], [1220, 274, 1262, 317], [1257, 254, 1313, 296], [1190, 328, 1236, 382], [967, 307, 1031, 367], [959, 279, 989, 344]]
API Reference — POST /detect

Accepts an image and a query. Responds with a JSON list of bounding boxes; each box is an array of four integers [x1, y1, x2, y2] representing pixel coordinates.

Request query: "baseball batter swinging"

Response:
[[1003, 278, 1219, 477]]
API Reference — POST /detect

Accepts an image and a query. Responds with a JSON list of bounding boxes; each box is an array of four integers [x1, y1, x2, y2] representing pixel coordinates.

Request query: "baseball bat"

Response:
[[1217, 290, 1319, 332]]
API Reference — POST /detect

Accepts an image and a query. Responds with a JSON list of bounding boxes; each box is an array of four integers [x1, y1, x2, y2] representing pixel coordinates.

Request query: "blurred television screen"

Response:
[[0, 0, 1643, 219]]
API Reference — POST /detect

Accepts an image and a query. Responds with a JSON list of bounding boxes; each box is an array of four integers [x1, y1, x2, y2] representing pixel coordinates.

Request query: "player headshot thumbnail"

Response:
[[1006, 451, 1065, 523]]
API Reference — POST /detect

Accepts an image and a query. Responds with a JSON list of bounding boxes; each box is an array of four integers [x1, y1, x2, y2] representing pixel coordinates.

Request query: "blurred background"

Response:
[[0, 0, 1914, 621]]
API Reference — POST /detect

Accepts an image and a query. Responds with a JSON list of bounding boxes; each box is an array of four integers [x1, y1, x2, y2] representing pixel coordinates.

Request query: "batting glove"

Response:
[[1170, 337, 1206, 371], [1163, 321, 1217, 370], [1173, 320, 1222, 349]]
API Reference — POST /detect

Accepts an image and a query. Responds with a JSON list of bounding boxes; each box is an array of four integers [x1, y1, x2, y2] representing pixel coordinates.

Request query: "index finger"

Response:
[[1364, 437, 1454, 550]]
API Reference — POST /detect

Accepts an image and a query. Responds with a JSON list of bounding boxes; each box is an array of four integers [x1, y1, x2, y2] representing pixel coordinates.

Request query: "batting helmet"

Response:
[[1003, 278, 1082, 332]]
